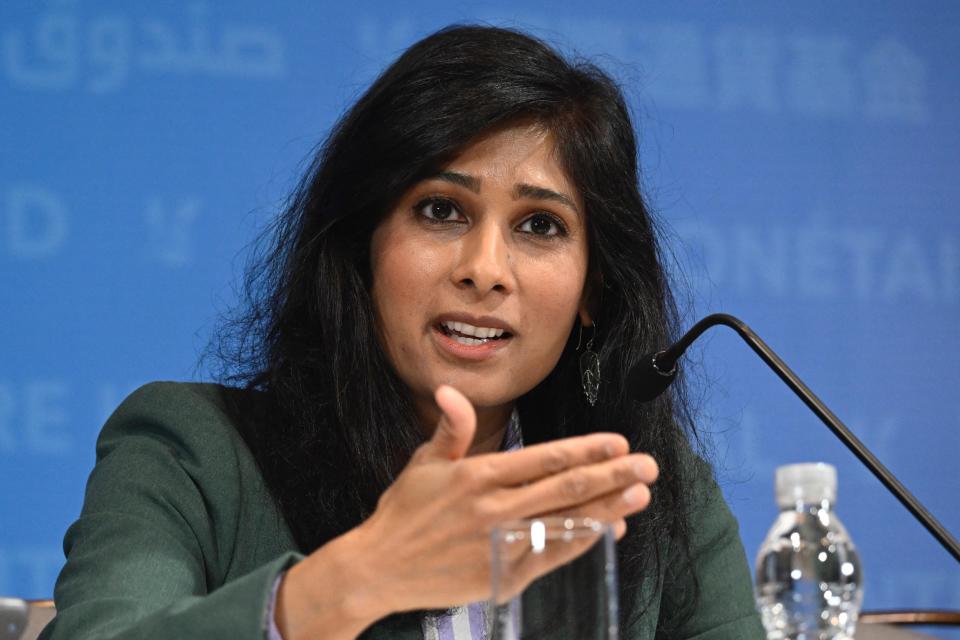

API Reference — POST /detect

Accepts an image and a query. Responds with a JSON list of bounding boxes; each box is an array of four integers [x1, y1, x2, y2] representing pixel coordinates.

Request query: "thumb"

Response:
[[425, 385, 476, 461]]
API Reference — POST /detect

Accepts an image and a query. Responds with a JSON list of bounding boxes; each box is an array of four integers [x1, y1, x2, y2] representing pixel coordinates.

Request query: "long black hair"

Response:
[[214, 24, 701, 634]]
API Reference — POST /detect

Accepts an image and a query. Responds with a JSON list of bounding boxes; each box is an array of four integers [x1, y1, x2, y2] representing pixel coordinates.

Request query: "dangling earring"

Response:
[[578, 322, 600, 406]]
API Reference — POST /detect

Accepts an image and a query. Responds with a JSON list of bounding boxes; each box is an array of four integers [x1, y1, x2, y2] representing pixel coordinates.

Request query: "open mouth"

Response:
[[436, 320, 514, 346]]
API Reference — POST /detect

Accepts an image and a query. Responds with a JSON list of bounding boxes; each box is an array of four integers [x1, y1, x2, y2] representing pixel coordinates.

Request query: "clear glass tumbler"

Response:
[[490, 517, 618, 640]]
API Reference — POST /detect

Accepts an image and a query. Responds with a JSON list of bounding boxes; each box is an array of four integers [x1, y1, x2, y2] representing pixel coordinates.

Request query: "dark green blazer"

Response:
[[40, 382, 764, 639]]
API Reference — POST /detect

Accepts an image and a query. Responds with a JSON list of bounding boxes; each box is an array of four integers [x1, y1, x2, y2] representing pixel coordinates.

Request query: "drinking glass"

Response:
[[489, 517, 618, 640]]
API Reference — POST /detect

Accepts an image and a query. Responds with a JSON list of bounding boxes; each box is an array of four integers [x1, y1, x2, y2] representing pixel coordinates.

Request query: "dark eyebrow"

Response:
[[428, 171, 580, 216], [514, 183, 580, 216], [432, 171, 481, 193]]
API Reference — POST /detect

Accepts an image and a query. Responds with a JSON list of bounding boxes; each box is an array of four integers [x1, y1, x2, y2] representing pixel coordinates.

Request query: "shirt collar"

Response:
[[501, 408, 523, 452]]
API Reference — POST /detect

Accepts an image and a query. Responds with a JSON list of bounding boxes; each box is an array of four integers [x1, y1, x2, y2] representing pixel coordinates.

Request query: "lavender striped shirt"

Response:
[[267, 412, 522, 640]]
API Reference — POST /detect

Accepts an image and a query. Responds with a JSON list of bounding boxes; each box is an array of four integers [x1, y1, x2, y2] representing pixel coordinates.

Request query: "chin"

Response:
[[444, 377, 537, 413]]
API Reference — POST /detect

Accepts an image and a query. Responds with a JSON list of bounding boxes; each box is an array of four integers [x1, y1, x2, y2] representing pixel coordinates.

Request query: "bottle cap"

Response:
[[775, 462, 837, 508]]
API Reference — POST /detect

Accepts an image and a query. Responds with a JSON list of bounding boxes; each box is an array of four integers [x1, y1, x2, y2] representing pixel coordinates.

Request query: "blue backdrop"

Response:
[[2, 1, 958, 635]]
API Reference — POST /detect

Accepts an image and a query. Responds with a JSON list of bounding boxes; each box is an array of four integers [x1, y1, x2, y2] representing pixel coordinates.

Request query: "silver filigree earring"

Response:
[[577, 323, 600, 406]]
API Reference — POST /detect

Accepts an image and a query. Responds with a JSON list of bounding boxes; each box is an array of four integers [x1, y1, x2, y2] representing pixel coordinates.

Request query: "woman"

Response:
[[40, 25, 762, 639]]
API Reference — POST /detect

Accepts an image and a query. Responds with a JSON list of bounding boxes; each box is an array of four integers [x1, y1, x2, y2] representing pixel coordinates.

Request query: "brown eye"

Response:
[[518, 213, 565, 237], [415, 197, 463, 222]]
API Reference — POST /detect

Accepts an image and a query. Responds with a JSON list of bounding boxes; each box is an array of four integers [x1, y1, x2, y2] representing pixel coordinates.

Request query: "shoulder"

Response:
[[673, 450, 747, 563], [96, 381, 257, 470], [100, 381, 241, 441], [77, 381, 294, 578], [662, 450, 766, 638], [90, 380, 261, 496], [91, 381, 274, 520], [45, 383, 299, 637]]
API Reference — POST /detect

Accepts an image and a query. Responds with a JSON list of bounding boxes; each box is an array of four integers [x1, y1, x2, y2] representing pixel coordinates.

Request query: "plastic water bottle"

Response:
[[755, 463, 863, 640]]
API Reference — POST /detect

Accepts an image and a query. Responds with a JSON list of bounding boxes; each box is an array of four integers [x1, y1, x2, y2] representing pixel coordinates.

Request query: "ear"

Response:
[[578, 269, 601, 327], [577, 304, 593, 328]]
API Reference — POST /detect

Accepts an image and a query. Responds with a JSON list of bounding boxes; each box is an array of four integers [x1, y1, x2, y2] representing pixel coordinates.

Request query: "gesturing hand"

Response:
[[276, 385, 658, 639], [351, 384, 659, 616]]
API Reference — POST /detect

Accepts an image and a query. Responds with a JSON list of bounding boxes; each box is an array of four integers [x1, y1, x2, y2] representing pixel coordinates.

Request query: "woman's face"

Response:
[[370, 124, 591, 425]]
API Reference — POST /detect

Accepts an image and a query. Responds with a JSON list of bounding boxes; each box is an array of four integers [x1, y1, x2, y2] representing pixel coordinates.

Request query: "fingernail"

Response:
[[632, 461, 647, 479], [604, 442, 617, 458]]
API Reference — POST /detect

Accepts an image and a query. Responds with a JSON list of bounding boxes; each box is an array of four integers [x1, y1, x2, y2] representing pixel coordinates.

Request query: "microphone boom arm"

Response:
[[658, 313, 960, 563]]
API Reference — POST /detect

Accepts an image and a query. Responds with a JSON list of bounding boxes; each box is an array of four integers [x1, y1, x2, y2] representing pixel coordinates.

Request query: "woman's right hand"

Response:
[[275, 384, 658, 639]]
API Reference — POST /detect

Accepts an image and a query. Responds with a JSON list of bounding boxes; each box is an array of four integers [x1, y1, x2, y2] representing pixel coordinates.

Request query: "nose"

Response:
[[451, 219, 516, 295]]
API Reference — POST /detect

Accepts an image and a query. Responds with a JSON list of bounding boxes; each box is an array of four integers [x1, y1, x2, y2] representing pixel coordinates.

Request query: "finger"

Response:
[[614, 518, 627, 539], [493, 529, 608, 604], [496, 454, 658, 518], [474, 433, 631, 486], [423, 385, 476, 461], [534, 483, 653, 525]]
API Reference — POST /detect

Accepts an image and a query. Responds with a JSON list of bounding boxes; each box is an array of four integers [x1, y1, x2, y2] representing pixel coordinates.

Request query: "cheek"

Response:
[[521, 257, 587, 343], [371, 235, 446, 346]]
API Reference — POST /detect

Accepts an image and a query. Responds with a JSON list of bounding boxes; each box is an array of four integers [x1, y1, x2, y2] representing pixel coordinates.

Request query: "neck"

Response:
[[468, 404, 515, 455]]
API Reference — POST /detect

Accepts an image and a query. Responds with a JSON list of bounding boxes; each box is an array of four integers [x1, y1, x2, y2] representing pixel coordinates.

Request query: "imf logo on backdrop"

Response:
[[675, 220, 959, 304], [2, 4, 286, 93], [0, 381, 71, 455], [0, 186, 68, 259], [0, 379, 140, 456], [723, 407, 904, 481], [369, 15, 930, 124], [144, 196, 201, 268], [1, 187, 202, 266]]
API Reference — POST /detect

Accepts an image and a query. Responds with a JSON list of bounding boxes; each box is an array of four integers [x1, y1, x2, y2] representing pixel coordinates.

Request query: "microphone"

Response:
[[626, 349, 677, 403], [632, 313, 960, 563]]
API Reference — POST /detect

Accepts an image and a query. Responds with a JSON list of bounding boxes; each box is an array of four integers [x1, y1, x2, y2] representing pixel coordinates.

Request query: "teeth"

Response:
[[442, 320, 506, 339]]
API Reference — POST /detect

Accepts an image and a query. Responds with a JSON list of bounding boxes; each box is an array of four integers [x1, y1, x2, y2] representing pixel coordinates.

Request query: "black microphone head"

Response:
[[628, 351, 678, 402]]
